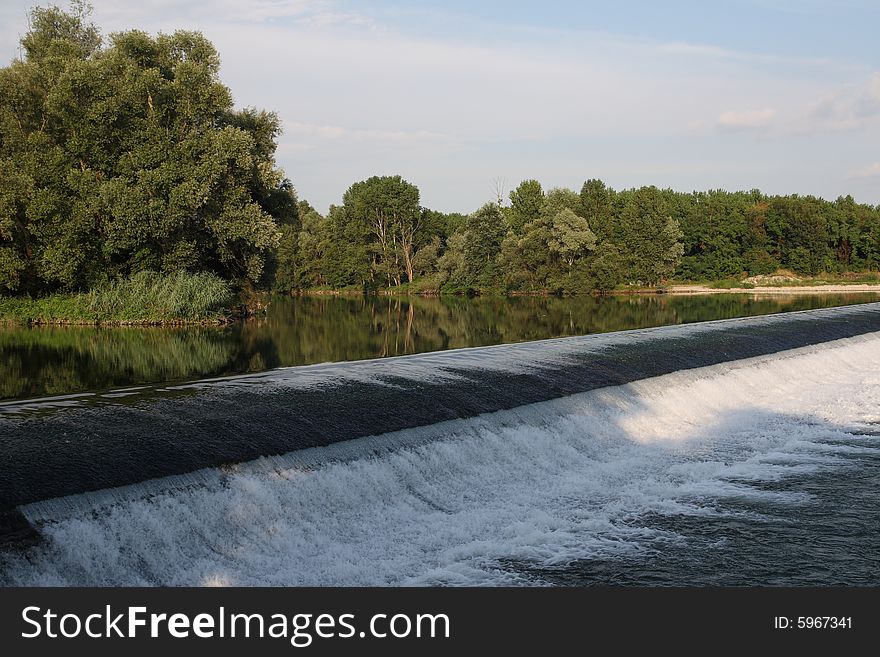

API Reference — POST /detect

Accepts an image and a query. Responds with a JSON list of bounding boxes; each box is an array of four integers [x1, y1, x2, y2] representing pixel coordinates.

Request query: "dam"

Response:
[[2, 302, 880, 585]]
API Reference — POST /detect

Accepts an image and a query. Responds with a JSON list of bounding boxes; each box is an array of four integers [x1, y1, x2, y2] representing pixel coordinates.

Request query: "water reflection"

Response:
[[3, 293, 877, 400]]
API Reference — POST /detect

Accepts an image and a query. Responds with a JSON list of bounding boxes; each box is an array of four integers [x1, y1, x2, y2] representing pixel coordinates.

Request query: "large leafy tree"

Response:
[[767, 195, 831, 275], [578, 178, 612, 241], [0, 3, 289, 293], [461, 202, 508, 291], [340, 175, 423, 287], [613, 186, 684, 285], [548, 208, 596, 268], [508, 179, 544, 235], [322, 204, 371, 289]]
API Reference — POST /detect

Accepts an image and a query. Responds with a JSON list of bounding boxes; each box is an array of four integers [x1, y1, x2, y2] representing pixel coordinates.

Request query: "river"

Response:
[[1, 300, 879, 585], [3, 292, 878, 400]]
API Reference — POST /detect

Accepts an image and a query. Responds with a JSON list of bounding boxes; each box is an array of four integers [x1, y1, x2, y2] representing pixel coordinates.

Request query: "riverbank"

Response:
[[666, 284, 880, 295], [0, 271, 241, 326], [6, 278, 879, 326], [296, 283, 880, 298]]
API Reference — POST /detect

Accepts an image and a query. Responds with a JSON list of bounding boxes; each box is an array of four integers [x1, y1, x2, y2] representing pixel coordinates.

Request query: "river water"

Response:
[[2, 292, 878, 400], [1, 300, 879, 586]]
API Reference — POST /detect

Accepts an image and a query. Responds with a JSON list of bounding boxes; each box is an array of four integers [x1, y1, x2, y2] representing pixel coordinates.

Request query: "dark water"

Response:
[[5, 303, 880, 514], [2, 302, 880, 585], [2, 292, 878, 400]]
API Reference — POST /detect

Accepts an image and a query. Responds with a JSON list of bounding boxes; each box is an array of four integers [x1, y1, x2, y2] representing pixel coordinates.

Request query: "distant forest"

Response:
[[2, 4, 879, 299]]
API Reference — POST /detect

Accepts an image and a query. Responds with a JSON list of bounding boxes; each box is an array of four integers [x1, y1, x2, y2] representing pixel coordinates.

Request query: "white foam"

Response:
[[3, 332, 880, 586]]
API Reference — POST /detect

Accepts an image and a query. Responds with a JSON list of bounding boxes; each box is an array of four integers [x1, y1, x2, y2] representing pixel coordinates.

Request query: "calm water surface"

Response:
[[2, 292, 878, 400]]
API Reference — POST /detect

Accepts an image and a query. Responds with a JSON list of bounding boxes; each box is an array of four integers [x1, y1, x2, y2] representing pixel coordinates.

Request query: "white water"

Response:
[[3, 333, 880, 586]]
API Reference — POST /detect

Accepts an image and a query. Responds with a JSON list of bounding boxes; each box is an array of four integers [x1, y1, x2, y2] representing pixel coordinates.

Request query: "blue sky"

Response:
[[1, 0, 878, 212]]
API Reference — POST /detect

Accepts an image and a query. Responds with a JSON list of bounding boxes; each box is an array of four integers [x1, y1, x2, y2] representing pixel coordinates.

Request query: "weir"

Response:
[[2, 302, 880, 543]]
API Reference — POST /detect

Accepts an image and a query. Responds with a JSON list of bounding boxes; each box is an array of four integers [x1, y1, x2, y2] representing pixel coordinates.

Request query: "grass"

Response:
[[0, 271, 236, 325]]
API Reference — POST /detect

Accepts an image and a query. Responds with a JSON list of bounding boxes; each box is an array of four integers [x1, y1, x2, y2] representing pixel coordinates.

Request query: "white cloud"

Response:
[[807, 72, 880, 131], [711, 73, 880, 137], [848, 162, 880, 179], [717, 108, 777, 130]]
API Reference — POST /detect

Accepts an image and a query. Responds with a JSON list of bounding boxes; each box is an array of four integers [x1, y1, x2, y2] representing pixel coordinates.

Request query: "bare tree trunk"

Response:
[[399, 212, 421, 283], [371, 208, 392, 288], [391, 232, 402, 286], [403, 244, 414, 283]]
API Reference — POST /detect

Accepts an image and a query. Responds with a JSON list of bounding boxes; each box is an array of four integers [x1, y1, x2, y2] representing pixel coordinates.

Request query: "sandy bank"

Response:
[[667, 284, 880, 295]]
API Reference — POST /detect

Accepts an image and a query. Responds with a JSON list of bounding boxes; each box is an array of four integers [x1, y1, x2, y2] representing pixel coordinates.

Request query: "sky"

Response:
[[1, 0, 878, 213]]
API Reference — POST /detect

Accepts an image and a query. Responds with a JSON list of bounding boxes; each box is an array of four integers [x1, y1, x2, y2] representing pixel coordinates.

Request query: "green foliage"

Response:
[[411, 236, 441, 278], [589, 242, 625, 293], [461, 203, 508, 292], [321, 204, 371, 289], [612, 186, 683, 285], [0, 270, 233, 323], [0, 3, 288, 296], [787, 246, 815, 276], [508, 179, 543, 234], [269, 223, 299, 291], [548, 208, 597, 267], [339, 175, 423, 288], [579, 179, 612, 241], [742, 248, 778, 276]]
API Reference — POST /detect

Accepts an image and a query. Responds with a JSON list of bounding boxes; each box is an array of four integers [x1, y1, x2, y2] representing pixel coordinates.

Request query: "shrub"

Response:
[[0, 271, 234, 324]]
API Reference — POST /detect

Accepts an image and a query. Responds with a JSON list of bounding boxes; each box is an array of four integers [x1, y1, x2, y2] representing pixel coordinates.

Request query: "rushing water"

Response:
[[2, 292, 878, 400], [1, 298, 879, 586], [2, 326, 879, 585]]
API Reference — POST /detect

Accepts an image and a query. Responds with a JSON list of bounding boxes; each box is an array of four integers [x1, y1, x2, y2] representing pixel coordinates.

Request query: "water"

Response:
[[2, 292, 878, 400], [1, 305, 879, 586], [4, 303, 879, 511]]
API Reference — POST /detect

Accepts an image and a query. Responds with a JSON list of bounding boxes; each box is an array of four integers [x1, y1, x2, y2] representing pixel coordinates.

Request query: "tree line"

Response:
[[2, 4, 879, 299], [285, 177, 880, 294]]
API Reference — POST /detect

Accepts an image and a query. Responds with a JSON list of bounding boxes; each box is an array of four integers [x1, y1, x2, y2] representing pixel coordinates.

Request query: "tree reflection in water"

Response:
[[2, 293, 877, 400]]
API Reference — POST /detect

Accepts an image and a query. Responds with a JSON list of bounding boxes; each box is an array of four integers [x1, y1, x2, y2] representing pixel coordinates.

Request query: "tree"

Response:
[[548, 208, 596, 268], [579, 178, 612, 241], [742, 200, 777, 275], [540, 188, 593, 289], [437, 232, 467, 292], [21, 0, 101, 62], [411, 236, 441, 278], [462, 202, 508, 291], [767, 195, 830, 275], [341, 175, 422, 286], [293, 206, 328, 289], [678, 190, 748, 280], [614, 187, 684, 285], [0, 3, 288, 293], [508, 179, 543, 234], [322, 204, 370, 288], [590, 242, 625, 292]]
